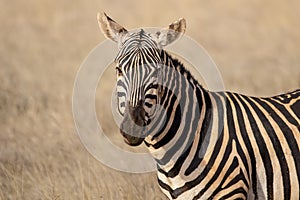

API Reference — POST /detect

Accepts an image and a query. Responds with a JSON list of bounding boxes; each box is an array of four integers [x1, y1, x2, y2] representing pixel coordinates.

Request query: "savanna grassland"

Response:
[[0, 0, 299, 199]]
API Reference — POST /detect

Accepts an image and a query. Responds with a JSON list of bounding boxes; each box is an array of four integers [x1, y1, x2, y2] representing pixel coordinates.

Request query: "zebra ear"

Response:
[[156, 18, 186, 47], [97, 12, 128, 43]]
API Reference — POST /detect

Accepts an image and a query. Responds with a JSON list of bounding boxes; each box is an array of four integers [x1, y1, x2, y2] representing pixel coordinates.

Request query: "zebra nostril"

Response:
[[129, 100, 145, 126]]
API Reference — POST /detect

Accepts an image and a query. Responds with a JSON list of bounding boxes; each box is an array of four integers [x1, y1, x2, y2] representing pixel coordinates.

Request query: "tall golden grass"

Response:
[[0, 0, 299, 199]]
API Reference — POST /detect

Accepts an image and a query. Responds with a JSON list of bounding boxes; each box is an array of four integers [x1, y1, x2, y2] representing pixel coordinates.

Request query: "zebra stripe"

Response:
[[98, 14, 300, 199], [147, 55, 300, 199], [121, 37, 299, 200]]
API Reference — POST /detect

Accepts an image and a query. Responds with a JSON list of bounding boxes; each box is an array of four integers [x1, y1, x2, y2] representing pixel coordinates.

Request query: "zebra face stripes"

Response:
[[98, 12, 186, 145], [114, 31, 164, 146], [98, 13, 300, 200], [116, 37, 163, 145], [115, 31, 161, 111]]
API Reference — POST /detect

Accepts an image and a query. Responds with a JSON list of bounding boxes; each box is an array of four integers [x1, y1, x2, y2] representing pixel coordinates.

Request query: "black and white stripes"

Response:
[[144, 52, 300, 199], [98, 13, 300, 199]]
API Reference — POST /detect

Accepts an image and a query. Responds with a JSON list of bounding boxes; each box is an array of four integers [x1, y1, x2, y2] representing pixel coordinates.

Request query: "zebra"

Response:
[[98, 12, 300, 200]]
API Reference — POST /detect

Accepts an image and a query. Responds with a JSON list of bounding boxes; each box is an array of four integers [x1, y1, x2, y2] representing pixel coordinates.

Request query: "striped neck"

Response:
[[144, 50, 212, 169]]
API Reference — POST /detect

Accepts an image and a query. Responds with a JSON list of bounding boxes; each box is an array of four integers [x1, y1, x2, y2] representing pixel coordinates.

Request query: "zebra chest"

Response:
[[156, 151, 247, 200], [157, 173, 247, 200]]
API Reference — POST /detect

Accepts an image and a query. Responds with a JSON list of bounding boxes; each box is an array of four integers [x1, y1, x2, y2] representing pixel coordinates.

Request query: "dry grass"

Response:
[[0, 0, 299, 199]]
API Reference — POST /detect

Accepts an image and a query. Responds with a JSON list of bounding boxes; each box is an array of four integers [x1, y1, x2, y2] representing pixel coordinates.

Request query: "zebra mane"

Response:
[[161, 49, 206, 91]]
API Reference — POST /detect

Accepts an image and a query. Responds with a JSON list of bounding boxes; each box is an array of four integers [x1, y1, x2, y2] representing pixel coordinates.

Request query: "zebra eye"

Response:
[[116, 66, 123, 76]]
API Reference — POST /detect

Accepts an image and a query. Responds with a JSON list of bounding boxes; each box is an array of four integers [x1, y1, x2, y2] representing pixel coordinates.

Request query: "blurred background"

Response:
[[0, 0, 299, 199]]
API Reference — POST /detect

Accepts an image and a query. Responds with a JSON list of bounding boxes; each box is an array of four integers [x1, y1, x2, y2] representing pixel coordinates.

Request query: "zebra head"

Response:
[[98, 13, 186, 146]]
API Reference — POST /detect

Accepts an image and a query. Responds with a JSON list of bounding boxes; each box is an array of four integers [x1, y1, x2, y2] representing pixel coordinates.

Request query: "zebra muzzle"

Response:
[[128, 100, 146, 126], [120, 129, 144, 146], [120, 119, 145, 146], [119, 102, 147, 146], [120, 103, 145, 146]]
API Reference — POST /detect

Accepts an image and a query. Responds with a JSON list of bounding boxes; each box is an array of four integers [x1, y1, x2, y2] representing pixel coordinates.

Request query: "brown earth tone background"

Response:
[[0, 0, 299, 199]]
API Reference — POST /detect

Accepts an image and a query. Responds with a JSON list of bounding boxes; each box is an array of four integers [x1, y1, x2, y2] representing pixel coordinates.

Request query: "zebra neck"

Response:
[[144, 51, 213, 168]]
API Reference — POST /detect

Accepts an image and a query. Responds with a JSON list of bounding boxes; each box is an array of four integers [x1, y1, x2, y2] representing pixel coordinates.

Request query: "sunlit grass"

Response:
[[0, 0, 299, 199]]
